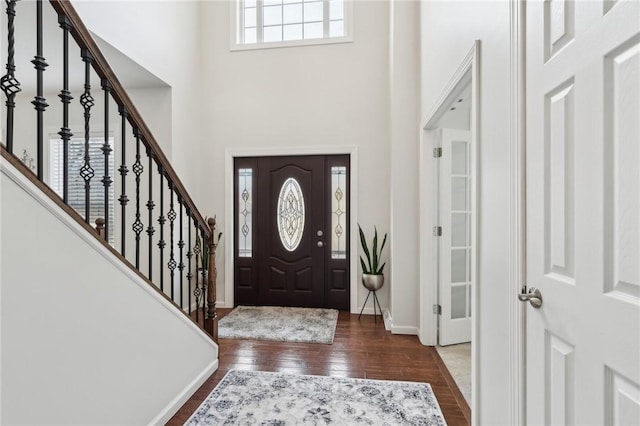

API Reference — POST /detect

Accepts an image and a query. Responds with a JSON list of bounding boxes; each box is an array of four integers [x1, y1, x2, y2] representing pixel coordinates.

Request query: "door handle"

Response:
[[317, 241, 324, 247], [518, 286, 543, 308]]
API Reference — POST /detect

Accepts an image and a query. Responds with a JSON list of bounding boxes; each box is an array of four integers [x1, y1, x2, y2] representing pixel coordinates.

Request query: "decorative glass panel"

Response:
[[278, 177, 305, 251], [331, 166, 347, 259], [238, 168, 253, 257]]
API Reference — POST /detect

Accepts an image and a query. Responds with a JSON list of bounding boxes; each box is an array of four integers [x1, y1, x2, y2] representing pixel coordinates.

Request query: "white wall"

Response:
[[388, 0, 421, 333], [72, 0, 204, 204], [0, 159, 218, 425], [421, 1, 514, 424], [199, 0, 392, 310]]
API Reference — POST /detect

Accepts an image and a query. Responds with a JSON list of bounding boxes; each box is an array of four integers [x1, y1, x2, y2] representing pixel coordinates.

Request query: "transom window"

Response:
[[233, 0, 352, 50]]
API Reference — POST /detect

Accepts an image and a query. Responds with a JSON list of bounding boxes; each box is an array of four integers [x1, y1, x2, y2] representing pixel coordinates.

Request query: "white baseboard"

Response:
[[149, 358, 219, 425], [383, 309, 419, 335]]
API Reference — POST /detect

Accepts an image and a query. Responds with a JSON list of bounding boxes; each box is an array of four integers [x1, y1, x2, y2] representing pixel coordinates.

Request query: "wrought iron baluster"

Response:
[[101, 79, 112, 242], [168, 183, 177, 301], [1, 0, 22, 153], [57, 14, 73, 202], [118, 106, 129, 256], [193, 219, 201, 322], [32, 0, 49, 180], [157, 165, 165, 292], [79, 49, 95, 223], [186, 208, 193, 315], [201, 227, 207, 322], [146, 147, 155, 280], [132, 128, 144, 269], [178, 197, 185, 309]]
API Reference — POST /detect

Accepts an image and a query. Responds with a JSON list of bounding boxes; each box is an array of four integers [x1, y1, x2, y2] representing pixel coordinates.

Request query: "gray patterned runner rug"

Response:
[[185, 370, 447, 425], [218, 306, 339, 344]]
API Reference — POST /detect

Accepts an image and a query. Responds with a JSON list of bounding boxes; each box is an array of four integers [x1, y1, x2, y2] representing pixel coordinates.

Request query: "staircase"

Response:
[[1, 0, 219, 423]]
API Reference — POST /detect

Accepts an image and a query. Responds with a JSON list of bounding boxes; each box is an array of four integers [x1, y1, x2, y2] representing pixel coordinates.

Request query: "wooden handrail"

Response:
[[48, 0, 210, 240]]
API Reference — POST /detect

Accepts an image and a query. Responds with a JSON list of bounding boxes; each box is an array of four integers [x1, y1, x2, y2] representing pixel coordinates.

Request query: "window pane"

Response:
[[451, 249, 467, 283], [264, 0, 281, 6], [283, 3, 302, 24], [244, 27, 257, 43], [329, 20, 344, 37], [303, 1, 323, 22], [278, 177, 305, 252], [452, 212, 468, 247], [304, 22, 323, 39], [452, 140, 468, 175], [451, 285, 467, 319], [238, 168, 253, 257], [331, 166, 347, 259], [263, 25, 283, 42], [283, 24, 303, 41], [244, 7, 256, 27], [452, 177, 467, 211], [264, 5, 283, 26], [329, 0, 344, 20], [245, 0, 257, 7]]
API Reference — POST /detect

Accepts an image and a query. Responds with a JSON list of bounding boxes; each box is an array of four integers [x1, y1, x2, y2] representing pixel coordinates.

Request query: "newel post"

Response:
[[205, 216, 218, 343]]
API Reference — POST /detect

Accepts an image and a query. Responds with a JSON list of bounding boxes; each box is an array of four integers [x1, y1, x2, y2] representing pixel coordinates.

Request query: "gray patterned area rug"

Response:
[[218, 306, 339, 344], [185, 370, 447, 425]]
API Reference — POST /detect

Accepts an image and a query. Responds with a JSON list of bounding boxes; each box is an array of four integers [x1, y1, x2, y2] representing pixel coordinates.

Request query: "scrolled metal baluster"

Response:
[[79, 49, 95, 224], [167, 183, 177, 302], [186, 208, 193, 315], [193, 219, 201, 322], [157, 165, 166, 292], [146, 146, 155, 280], [201, 227, 207, 323], [101, 79, 112, 242], [118, 106, 129, 256], [132, 128, 144, 269], [32, 0, 49, 180], [1, 0, 22, 153], [57, 14, 73, 203], [178, 197, 185, 309]]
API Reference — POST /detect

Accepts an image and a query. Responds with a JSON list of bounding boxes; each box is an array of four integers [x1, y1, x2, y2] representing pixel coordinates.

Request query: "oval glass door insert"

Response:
[[277, 177, 305, 251]]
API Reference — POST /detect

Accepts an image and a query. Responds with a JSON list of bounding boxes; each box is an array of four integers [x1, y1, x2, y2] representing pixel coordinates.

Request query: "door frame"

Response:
[[419, 40, 480, 419], [224, 146, 359, 313]]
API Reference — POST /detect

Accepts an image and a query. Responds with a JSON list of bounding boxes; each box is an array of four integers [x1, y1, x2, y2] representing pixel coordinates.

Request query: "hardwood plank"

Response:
[[168, 309, 470, 425]]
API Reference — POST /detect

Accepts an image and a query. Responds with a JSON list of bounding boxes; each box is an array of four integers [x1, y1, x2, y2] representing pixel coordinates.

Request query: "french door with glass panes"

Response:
[[437, 128, 473, 346], [234, 155, 349, 309]]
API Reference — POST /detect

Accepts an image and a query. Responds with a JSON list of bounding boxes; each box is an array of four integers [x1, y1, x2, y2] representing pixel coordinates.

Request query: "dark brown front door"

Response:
[[234, 155, 349, 309]]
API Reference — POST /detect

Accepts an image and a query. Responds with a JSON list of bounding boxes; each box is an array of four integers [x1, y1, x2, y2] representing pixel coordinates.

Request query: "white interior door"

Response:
[[438, 128, 472, 346], [525, 1, 640, 424]]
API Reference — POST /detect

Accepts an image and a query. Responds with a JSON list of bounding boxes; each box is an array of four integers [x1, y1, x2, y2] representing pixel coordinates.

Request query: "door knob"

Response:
[[518, 286, 543, 308], [317, 241, 324, 247]]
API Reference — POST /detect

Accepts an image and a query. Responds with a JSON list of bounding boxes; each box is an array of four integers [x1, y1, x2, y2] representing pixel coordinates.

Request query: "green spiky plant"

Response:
[[358, 224, 387, 275]]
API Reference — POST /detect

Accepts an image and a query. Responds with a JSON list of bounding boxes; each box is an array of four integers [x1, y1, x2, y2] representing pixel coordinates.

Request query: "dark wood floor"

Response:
[[167, 309, 470, 425]]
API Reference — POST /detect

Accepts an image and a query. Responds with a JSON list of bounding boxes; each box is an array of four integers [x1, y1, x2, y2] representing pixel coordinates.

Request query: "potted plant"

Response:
[[358, 224, 387, 291]]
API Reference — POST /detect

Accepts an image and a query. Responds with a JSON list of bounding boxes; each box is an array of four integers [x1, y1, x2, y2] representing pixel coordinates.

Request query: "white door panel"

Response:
[[438, 128, 472, 346], [525, 0, 640, 425]]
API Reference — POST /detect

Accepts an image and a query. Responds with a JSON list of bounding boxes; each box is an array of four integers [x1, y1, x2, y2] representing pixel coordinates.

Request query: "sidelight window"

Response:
[[238, 168, 253, 257], [331, 166, 347, 259]]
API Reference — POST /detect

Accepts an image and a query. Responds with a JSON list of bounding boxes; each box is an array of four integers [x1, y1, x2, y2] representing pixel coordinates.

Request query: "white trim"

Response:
[[148, 359, 219, 426], [509, 0, 526, 424], [0, 157, 218, 349], [229, 0, 354, 52], [224, 145, 360, 313], [382, 310, 418, 335], [419, 40, 480, 421]]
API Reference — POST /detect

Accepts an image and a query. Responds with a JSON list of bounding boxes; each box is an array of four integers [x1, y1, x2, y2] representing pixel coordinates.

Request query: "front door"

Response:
[[525, 1, 639, 424], [234, 155, 350, 309]]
